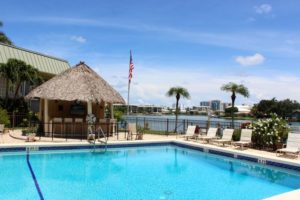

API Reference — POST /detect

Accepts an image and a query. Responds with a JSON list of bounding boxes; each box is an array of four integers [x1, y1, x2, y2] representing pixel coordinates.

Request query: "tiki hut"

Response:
[[26, 61, 125, 138]]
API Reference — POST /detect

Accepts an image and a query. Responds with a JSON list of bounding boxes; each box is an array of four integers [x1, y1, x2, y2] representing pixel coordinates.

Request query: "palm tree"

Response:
[[0, 60, 18, 103], [0, 59, 42, 103], [0, 21, 13, 45], [166, 87, 190, 133], [14, 65, 41, 99], [221, 82, 249, 128]]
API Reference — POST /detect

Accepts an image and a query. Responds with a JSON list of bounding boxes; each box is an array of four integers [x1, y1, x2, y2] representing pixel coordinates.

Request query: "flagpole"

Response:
[[127, 50, 133, 115], [127, 79, 131, 115]]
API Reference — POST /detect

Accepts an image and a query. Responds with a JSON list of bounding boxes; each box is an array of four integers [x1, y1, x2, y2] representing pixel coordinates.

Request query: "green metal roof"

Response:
[[0, 43, 70, 75]]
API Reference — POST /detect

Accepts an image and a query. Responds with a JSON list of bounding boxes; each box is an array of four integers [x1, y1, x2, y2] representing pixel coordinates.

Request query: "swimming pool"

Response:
[[1, 144, 300, 200]]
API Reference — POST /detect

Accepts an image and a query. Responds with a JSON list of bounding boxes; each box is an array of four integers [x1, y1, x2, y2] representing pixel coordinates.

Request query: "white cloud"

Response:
[[70, 35, 86, 43], [16, 16, 300, 57], [255, 4, 272, 14], [90, 61, 300, 107], [235, 53, 265, 66]]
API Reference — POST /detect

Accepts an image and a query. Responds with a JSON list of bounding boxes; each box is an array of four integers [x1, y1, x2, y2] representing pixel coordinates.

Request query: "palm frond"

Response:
[[221, 82, 250, 97], [166, 87, 190, 99], [236, 84, 250, 97]]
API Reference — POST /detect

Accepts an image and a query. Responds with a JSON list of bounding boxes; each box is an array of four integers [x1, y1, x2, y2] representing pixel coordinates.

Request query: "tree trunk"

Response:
[[5, 78, 9, 99], [14, 82, 21, 100], [231, 91, 236, 128], [5, 78, 9, 106], [175, 94, 180, 133]]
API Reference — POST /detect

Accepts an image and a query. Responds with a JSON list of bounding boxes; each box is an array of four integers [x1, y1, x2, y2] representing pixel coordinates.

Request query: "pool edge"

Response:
[[1, 140, 300, 172]]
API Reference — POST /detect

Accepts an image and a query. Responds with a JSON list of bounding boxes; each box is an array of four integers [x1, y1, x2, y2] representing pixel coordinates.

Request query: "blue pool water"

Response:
[[1, 145, 300, 200]]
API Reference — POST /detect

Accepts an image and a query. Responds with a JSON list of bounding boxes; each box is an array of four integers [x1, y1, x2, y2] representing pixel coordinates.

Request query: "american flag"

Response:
[[128, 50, 134, 82]]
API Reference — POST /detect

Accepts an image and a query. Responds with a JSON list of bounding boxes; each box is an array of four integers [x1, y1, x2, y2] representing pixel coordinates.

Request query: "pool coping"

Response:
[[1, 139, 299, 200], [1, 139, 300, 172], [263, 189, 300, 200]]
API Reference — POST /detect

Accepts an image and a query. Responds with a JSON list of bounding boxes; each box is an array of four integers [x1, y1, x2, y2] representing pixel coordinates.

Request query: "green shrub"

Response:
[[114, 110, 124, 122], [0, 108, 10, 126], [0, 97, 29, 113], [232, 129, 241, 141], [252, 113, 289, 150], [22, 126, 38, 136]]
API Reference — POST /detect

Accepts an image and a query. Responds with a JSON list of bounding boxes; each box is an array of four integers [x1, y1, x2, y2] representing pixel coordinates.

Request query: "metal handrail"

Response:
[[96, 126, 108, 151]]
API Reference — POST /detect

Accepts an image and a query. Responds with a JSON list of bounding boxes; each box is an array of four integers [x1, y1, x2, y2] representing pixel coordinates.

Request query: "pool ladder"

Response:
[[91, 127, 108, 152]]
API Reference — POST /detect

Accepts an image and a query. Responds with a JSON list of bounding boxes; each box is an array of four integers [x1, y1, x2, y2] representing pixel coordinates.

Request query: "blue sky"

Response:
[[1, 0, 300, 106]]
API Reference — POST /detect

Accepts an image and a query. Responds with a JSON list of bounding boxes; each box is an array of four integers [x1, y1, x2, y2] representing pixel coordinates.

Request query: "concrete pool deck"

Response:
[[1, 129, 299, 163]]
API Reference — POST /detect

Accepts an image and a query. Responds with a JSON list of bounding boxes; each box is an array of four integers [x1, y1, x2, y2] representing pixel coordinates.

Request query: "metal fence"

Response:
[[7, 112, 29, 128], [7, 113, 249, 141], [26, 121, 122, 141], [124, 116, 247, 135]]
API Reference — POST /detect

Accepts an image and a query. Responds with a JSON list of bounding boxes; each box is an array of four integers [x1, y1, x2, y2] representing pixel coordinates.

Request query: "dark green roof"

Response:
[[0, 43, 70, 75]]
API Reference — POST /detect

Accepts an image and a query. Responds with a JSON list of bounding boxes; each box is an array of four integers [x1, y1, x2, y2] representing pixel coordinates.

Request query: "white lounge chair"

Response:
[[0, 124, 4, 143], [182, 125, 197, 140], [127, 123, 143, 140], [197, 127, 218, 143], [276, 133, 300, 158], [213, 129, 234, 146], [232, 129, 252, 150]]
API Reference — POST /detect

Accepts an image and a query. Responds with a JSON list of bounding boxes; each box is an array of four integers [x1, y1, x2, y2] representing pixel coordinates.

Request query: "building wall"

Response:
[[46, 100, 105, 122]]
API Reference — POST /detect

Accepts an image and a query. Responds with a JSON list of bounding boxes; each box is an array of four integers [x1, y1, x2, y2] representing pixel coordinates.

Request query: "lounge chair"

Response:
[[232, 129, 252, 150], [182, 125, 197, 140], [213, 129, 234, 146], [0, 124, 4, 143], [127, 123, 143, 140], [197, 127, 218, 143], [276, 133, 300, 158]]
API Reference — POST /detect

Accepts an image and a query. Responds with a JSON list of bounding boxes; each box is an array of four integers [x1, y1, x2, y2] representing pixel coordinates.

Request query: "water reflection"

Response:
[[204, 154, 300, 189], [165, 148, 188, 174]]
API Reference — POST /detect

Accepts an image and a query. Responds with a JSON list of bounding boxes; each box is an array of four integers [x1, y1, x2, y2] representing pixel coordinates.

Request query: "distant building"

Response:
[[189, 106, 210, 115], [200, 101, 211, 107], [172, 103, 185, 109], [211, 100, 221, 111], [200, 100, 230, 112], [235, 105, 252, 114], [121, 104, 163, 114]]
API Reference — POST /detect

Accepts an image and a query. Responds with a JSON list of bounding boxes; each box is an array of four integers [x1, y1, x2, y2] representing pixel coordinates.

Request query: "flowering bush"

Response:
[[252, 113, 289, 150]]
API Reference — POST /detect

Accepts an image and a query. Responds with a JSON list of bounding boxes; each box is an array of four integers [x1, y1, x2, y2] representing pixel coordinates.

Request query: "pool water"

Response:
[[1, 145, 300, 200]]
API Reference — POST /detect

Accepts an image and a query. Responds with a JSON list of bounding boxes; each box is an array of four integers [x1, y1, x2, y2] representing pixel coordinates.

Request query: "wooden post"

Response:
[[110, 103, 114, 119], [38, 99, 43, 121], [110, 103, 115, 133], [87, 100, 93, 140], [87, 101, 92, 115], [44, 99, 49, 135]]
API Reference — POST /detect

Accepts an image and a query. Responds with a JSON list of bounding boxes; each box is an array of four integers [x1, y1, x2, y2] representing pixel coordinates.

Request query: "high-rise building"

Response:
[[200, 101, 211, 107], [211, 100, 221, 111]]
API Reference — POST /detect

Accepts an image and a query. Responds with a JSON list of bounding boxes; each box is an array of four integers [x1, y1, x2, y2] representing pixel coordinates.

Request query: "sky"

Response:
[[1, 0, 300, 107]]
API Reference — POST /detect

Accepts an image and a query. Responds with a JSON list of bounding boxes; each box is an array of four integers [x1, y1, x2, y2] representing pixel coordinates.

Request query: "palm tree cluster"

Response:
[[0, 59, 42, 104], [166, 82, 250, 132], [0, 21, 13, 45]]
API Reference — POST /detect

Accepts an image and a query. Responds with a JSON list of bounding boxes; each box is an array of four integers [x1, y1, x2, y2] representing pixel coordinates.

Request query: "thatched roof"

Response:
[[26, 62, 125, 104]]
